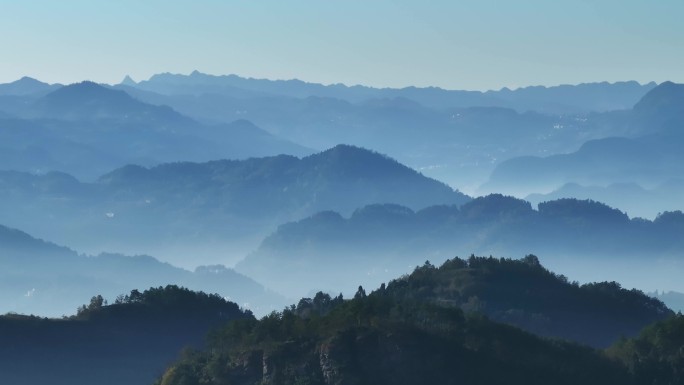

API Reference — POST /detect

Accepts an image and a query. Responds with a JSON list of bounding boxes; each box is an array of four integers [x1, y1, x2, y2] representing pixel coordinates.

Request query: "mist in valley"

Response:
[[2, 2, 684, 384]]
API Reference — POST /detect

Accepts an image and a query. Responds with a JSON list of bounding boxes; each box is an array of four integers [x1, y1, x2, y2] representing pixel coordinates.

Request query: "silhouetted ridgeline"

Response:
[[0, 224, 286, 317], [0, 76, 61, 96], [651, 291, 684, 314], [0, 286, 253, 385], [482, 81, 684, 205], [115, 73, 656, 191], [1, 259, 678, 385], [632, 81, 684, 134], [382, 256, 671, 348], [129, 71, 655, 113], [237, 195, 684, 298], [153, 257, 669, 385], [97, 144, 466, 215], [0, 81, 309, 180], [526, 180, 684, 220], [0, 145, 468, 266], [0, 76, 671, 215]]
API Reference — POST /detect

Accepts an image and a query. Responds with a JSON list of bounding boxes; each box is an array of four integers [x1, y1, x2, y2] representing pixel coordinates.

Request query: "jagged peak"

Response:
[[120, 75, 137, 86]]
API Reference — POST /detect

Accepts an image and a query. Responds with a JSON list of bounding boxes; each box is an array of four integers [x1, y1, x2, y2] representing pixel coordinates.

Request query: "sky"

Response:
[[0, 0, 683, 91]]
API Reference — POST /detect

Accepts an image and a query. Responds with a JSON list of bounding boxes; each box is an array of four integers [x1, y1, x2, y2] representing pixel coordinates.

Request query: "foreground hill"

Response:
[[652, 291, 684, 313], [0, 145, 469, 265], [237, 195, 684, 299], [608, 314, 684, 384], [381, 256, 671, 348], [0, 224, 286, 317], [2, 258, 675, 385], [237, 252, 671, 347], [155, 267, 639, 385], [0, 286, 253, 385]]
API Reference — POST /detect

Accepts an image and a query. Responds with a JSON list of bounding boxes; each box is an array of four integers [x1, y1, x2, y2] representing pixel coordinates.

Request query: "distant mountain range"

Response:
[[481, 82, 684, 213], [0, 224, 286, 317], [112, 73, 658, 190], [0, 76, 61, 96], [0, 81, 309, 179], [2, 72, 683, 385], [526, 180, 684, 219], [0, 145, 468, 266], [1, 74, 682, 313], [237, 195, 684, 300], [0, 75, 667, 196], [126, 70, 656, 114]]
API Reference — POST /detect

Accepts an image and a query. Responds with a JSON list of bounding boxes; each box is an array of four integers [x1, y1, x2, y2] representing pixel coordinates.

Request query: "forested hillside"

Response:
[[0, 286, 253, 385]]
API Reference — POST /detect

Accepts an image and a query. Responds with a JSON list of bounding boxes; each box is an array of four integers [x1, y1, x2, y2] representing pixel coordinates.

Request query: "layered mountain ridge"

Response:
[[0, 223, 286, 317]]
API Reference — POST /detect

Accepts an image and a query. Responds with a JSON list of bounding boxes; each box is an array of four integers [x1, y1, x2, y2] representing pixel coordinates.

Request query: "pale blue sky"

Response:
[[1, 0, 682, 90]]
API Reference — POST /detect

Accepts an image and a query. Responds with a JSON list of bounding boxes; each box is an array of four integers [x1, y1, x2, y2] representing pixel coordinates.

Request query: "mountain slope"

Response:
[[122, 73, 656, 190], [382, 256, 671, 347], [0, 81, 309, 179], [237, 195, 684, 298], [0, 146, 468, 266], [631, 81, 684, 134], [30, 81, 191, 122], [0, 286, 253, 385], [154, 266, 636, 385], [0, 76, 61, 96], [481, 81, 684, 200], [0, 224, 286, 317], [94, 144, 467, 216], [607, 314, 684, 384], [526, 180, 684, 219]]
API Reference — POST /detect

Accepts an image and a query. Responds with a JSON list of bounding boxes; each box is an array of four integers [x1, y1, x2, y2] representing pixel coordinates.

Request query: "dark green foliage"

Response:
[[72, 285, 250, 321], [0, 285, 253, 385], [608, 315, 684, 385], [382, 256, 671, 347], [155, 283, 632, 385]]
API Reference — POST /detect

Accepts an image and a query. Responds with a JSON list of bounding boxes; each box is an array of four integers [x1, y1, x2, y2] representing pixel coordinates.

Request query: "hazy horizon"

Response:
[[2, 71, 662, 94], [3, 2, 684, 384], [2, 1, 683, 90]]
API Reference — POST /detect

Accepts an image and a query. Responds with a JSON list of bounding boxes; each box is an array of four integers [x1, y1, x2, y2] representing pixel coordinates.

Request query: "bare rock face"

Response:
[[319, 345, 336, 385], [238, 330, 415, 385], [319, 330, 360, 385], [230, 350, 262, 383], [262, 353, 276, 384]]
